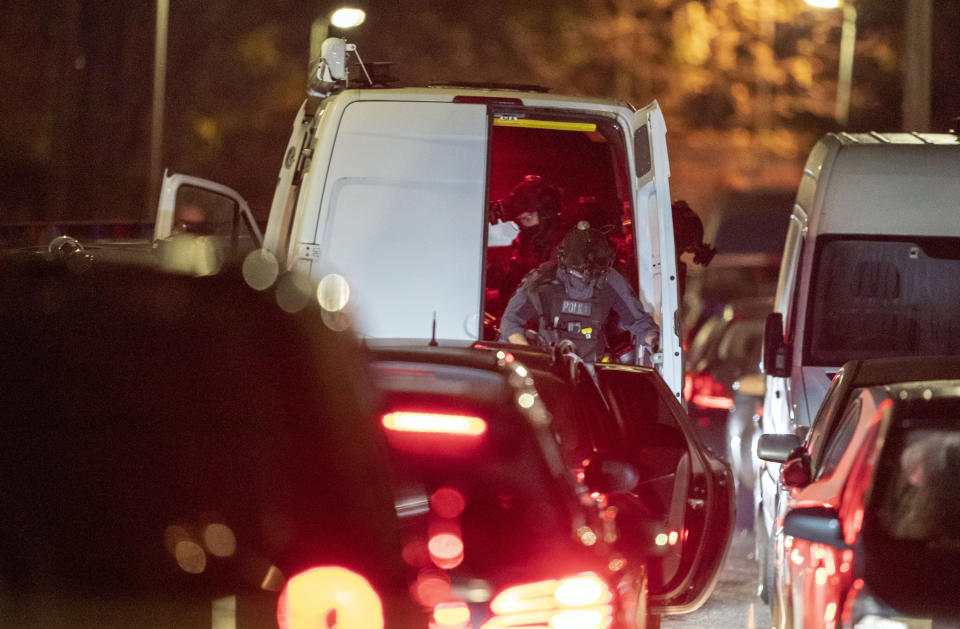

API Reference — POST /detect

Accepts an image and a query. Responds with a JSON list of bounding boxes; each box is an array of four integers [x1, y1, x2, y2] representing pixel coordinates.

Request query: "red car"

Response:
[[758, 356, 960, 629]]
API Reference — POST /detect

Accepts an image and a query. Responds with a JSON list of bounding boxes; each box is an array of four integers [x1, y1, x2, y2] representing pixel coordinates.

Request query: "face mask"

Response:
[[558, 267, 596, 300]]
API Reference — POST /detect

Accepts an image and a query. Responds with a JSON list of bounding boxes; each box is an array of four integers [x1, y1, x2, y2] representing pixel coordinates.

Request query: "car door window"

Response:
[[807, 369, 848, 472], [595, 368, 688, 479], [815, 395, 862, 480]]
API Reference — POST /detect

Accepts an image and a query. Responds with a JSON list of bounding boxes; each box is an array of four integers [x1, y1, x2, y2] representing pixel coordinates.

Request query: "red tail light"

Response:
[[277, 566, 384, 629], [481, 573, 614, 629], [686, 373, 734, 410], [432, 601, 471, 628], [382, 412, 487, 436]]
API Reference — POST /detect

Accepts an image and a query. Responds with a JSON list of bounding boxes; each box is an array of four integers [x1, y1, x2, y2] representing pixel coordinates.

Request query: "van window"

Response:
[[806, 236, 960, 365]]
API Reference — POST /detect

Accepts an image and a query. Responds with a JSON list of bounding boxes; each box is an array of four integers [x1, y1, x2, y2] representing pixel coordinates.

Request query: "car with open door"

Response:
[[366, 340, 734, 628], [154, 36, 686, 403], [757, 355, 960, 629]]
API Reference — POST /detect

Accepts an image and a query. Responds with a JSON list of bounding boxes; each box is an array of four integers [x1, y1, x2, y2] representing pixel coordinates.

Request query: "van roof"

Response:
[[329, 85, 637, 116], [810, 132, 960, 236]]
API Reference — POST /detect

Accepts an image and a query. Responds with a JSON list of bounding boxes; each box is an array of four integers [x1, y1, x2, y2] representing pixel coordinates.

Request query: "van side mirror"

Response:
[[756, 433, 802, 463], [762, 312, 791, 377]]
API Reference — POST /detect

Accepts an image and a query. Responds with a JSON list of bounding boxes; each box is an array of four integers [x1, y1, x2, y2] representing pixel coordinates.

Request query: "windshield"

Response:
[[806, 236, 960, 365]]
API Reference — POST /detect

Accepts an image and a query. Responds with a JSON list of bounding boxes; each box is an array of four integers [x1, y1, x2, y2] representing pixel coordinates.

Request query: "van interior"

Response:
[[482, 112, 639, 347]]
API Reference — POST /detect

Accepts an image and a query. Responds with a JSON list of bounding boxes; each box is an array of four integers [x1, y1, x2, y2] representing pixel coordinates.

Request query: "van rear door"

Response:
[[633, 101, 682, 398], [304, 100, 488, 341]]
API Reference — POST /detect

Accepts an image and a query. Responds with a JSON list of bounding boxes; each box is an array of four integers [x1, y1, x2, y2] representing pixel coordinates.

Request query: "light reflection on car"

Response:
[[757, 355, 960, 629]]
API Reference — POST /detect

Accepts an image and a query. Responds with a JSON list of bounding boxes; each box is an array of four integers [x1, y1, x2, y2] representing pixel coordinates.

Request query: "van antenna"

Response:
[[429, 312, 439, 346], [345, 43, 373, 87]]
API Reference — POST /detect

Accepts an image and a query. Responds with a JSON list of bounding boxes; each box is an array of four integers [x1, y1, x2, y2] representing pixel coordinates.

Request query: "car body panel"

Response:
[[762, 355, 960, 628]]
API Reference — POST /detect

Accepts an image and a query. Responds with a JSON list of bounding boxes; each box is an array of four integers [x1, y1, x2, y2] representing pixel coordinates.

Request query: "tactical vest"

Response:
[[526, 267, 615, 361]]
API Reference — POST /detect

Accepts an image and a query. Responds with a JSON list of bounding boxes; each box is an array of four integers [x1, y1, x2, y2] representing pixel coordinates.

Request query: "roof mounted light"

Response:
[[330, 7, 365, 28]]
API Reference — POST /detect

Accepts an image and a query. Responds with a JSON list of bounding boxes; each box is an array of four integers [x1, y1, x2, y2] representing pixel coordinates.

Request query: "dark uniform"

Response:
[[499, 222, 658, 362]]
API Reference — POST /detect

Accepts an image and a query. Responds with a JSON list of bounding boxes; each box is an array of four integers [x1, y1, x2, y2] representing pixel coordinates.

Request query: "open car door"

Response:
[[154, 171, 263, 259], [632, 100, 682, 400], [593, 363, 735, 615]]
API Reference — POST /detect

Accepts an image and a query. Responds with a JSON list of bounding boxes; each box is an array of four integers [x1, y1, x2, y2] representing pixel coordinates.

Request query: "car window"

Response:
[[530, 363, 612, 464], [874, 426, 960, 541], [807, 369, 848, 470], [595, 368, 689, 479], [815, 395, 863, 480]]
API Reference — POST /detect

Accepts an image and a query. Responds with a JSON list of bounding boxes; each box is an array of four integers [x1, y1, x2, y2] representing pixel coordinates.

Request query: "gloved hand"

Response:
[[644, 329, 660, 350]]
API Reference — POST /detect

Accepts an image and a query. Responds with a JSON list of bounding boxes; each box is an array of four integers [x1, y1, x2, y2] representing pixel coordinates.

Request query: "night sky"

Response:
[[1, 0, 958, 226]]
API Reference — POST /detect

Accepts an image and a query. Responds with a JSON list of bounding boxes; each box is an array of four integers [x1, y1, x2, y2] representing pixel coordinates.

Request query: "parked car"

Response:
[[0, 248, 424, 628], [683, 297, 770, 527], [756, 131, 960, 604], [757, 355, 960, 629], [366, 341, 735, 628]]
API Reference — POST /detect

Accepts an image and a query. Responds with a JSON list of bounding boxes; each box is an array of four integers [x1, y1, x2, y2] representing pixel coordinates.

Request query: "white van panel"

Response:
[[815, 145, 960, 237], [310, 101, 488, 341]]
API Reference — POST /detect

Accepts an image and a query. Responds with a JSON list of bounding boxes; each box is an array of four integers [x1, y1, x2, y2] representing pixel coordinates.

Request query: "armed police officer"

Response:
[[498, 221, 659, 362]]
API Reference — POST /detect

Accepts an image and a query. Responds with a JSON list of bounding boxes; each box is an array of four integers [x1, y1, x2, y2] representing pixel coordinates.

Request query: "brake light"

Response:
[[382, 412, 487, 436], [277, 566, 383, 629], [433, 601, 471, 628], [686, 373, 734, 410], [482, 573, 613, 629]]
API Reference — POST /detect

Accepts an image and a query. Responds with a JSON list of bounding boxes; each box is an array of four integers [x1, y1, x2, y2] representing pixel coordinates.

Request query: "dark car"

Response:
[[366, 341, 734, 628], [682, 188, 793, 341], [0, 249, 423, 628], [682, 298, 770, 527], [757, 356, 960, 629]]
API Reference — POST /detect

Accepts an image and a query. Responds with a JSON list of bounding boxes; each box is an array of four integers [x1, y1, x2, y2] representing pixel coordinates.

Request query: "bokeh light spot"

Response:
[[275, 272, 312, 313], [175, 540, 207, 574], [316, 273, 350, 312], [430, 487, 466, 519], [242, 248, 279, 290], [203, 523, 237, 558]]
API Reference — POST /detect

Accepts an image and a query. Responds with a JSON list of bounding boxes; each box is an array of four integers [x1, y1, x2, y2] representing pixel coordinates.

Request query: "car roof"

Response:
[[840, 355, 960, 389]]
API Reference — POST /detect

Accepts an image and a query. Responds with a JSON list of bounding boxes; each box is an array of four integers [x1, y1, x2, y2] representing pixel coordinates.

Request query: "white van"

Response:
[[153, 38, 686, 398], [755, 130, 960, 603]]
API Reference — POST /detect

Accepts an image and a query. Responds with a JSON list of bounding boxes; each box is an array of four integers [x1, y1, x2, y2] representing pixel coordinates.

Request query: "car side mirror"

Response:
[[783, 507, 847, 548], [762, 313, 791, 378], [583, 458, 640, 494], [756, 433, 802, 463]]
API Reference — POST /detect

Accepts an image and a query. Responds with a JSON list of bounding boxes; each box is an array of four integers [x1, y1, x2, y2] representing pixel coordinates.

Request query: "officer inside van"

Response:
[[499, 221, 659, 362]]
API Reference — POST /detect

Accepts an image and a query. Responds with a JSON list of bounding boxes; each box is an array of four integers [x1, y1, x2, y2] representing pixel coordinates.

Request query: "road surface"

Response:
[[662, 528, 772, 629]]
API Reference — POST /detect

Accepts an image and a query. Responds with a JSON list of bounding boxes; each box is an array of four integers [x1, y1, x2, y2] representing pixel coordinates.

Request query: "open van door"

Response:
[[633, 100, 683, 400], [154, 171, 263, 258]]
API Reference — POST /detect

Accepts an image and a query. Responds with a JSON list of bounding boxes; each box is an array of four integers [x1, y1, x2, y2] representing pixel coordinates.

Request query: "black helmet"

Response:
[[505, 174, 562, 222], [557, 221, 615, 282]]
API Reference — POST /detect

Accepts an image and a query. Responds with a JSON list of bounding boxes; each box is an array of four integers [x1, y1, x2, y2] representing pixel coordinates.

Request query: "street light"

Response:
[[310, 7, 366, 62], [805, 0, 857, 127]]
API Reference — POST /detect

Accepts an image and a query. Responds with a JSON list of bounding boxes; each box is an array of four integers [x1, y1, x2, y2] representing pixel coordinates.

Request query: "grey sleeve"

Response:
[[499, 283, 538, 341], [606, 269, 658, 342]]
